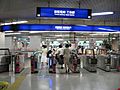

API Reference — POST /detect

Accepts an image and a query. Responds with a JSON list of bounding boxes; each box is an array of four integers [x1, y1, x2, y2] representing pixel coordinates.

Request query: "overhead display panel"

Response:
[[1, 25, 11, 31], [1, 24, 120, 32], [36, 7, 92, 19]]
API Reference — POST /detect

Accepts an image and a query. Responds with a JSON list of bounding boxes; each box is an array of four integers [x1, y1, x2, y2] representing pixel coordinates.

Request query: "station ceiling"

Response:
[[0, 0, 120, 26], [0, 0, 120, 22]]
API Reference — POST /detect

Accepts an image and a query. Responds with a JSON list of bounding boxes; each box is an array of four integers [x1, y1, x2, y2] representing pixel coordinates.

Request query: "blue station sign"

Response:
[[36, 7, 92, 19], [1, 24, 120, 32]]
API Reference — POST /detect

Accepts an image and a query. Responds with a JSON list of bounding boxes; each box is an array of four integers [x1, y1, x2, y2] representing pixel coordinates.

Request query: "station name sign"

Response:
[[55, 26, 72, 30], [36, 7, 92, 19], [1, 24, 120, 32]]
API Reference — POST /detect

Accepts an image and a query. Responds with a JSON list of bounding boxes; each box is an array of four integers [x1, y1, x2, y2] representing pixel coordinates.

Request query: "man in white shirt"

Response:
[[57, 44, 64, 69]]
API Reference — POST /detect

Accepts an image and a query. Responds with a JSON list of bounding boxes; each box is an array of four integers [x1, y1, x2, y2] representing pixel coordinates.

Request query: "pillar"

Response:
[[69, 32, 77, 48], [0, 32, 5, 48], [5, 37, 13, 49], [29, 36, 42, 50]]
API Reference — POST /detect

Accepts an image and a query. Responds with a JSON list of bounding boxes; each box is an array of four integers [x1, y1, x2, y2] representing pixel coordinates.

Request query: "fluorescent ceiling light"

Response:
[[55, 34, 70, 37], [92, 12, 114, 16], [4, 31, 13, 33], [90, 33, 109, 36], [109, 32, 120, 33], [91, 32, 120, 34], [81, 36, 84, 37], [19, 31, 29, 33], [12, 21, 28, 24], [112, 38, 116, 40], [55, 35, 63, 37], [0, 20, 28, 26], [5, 32, 21, 35], [56, 39, 63, 41], [30, 31, 49, 33]]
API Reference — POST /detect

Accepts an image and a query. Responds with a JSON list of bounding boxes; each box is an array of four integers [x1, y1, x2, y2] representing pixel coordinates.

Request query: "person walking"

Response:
[[63, 44, 73, 73], [57, 44, 64, 69], [41, 45, 48, 69], [47, 48, 52, 73], [52, 49, 57, 73], [81, 46, 84, 54]]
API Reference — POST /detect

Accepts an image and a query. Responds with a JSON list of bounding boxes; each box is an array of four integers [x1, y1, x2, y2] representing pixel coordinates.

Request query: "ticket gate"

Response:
[[97, 55, 111, 71], [84, 56, 97, 72], [31, 51, 41, 73], [109, 53, 120, 71], [97, 52, 120, 72], [83, 49, 97, 72], [31, 55, 38, 73], [15, 54, 24, 73]]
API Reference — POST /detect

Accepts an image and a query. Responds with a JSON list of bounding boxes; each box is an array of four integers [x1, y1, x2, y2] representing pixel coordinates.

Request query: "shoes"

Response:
[[73, 71, 80, 73], [61, 67, 64, 69], [65, 69, 70, 73]]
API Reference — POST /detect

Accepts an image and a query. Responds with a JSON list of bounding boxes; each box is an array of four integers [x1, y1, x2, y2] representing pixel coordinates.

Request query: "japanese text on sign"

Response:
[[54, 10, 75, 16]]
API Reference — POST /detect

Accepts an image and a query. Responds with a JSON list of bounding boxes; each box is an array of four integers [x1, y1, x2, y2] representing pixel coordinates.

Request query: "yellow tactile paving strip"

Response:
[[7, 68, 29, 90], [7, 75, 26, 90]]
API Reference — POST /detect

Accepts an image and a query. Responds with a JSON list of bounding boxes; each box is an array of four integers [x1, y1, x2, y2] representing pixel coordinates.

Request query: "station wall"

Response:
[[5, 37, 13, 49], [29, 36, 42, 50]]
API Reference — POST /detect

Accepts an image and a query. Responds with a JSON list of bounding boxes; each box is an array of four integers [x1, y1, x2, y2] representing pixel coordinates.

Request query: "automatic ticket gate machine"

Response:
[[97, 49, 120, 72], [97, 49, 111, 71], [31, 51, 41, 73], [107, 52, 120, 71], [15, 52, 25, 73], [83, 49, 97, 72]]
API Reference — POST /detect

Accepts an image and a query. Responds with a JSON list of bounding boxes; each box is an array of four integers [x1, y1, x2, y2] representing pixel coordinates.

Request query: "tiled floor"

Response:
[[0, 72, 18, 84], [18, 69, 120, 90], [1, 60, 120, 90], [0, 59, 30, 85]]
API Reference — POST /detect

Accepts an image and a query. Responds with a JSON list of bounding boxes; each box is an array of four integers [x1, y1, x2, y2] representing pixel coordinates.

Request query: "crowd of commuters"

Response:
[[40, 44, 82, 73]]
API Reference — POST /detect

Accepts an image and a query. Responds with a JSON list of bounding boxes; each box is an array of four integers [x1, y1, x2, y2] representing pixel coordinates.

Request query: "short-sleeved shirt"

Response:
[[57, 48, 63, 55]]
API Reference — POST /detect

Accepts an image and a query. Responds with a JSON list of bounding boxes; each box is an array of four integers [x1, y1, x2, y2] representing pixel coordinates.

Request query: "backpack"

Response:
[[47, 50, 52, 58]]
